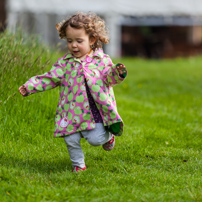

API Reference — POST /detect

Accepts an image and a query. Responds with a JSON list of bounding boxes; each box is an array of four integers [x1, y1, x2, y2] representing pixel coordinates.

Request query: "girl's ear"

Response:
[[90, 37, 96, 46]]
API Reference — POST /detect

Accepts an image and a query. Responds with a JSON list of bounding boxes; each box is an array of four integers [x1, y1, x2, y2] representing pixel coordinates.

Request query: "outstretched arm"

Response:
[[20, 59, 65, 97]]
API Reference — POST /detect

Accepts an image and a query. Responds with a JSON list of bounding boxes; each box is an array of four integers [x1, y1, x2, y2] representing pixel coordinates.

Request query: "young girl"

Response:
[[19, 12, 127, 172]]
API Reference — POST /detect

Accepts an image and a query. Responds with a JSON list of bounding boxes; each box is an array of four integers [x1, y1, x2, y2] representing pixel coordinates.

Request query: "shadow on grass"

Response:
[[0, 155, 72, 174]]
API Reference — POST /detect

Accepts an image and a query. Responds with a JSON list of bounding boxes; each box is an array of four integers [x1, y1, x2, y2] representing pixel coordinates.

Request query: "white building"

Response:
[[6, 0, 202, 57]]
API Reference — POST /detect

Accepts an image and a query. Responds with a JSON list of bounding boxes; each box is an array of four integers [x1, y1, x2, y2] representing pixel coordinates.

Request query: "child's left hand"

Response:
[[116, 63, 126, 75]]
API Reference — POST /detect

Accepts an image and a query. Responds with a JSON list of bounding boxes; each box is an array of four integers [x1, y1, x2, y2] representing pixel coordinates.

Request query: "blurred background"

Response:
[[1, 0, 202, 58]]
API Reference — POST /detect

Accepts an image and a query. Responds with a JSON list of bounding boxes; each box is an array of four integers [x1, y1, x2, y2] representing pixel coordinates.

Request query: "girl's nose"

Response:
[[72, 42, 77, 47]]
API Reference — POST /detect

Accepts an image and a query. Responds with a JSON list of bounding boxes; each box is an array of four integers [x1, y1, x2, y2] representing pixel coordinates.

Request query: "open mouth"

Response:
[[73, 51, 79, 54]]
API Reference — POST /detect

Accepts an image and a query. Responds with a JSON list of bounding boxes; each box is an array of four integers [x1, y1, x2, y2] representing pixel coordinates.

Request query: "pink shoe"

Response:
[[102, 135, 115, 151], [72, 165, 86, 172]]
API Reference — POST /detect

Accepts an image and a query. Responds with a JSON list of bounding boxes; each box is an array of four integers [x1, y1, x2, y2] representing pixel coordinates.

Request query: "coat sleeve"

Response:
[[23, 60, 65, 96], [102, 56, 127, 87]]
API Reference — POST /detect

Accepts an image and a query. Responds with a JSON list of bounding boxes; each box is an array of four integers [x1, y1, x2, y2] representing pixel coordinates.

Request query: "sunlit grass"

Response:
[[1, 31, 202, 201]]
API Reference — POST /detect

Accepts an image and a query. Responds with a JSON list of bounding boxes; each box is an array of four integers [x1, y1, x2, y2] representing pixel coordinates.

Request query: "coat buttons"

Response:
[[86, 57, 91, 63]]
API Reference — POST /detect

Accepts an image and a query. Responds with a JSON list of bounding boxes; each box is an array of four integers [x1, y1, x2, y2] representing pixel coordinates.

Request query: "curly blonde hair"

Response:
[[56, 12, 110, 49]]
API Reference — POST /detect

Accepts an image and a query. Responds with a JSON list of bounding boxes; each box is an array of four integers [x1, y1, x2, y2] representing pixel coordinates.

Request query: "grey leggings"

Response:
[[64, 123, 112, 168]]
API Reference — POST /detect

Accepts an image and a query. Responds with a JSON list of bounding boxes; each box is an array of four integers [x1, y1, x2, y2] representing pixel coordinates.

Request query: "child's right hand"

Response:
[[19, 85, 27, 96]]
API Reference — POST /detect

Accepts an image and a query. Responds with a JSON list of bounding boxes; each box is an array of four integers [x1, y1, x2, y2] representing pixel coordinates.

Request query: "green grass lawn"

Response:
[[1, 31, 202, 202]]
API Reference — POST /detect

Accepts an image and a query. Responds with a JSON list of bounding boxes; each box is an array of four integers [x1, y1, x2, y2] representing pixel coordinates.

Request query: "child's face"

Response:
[[66, 26, 95, 59]]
